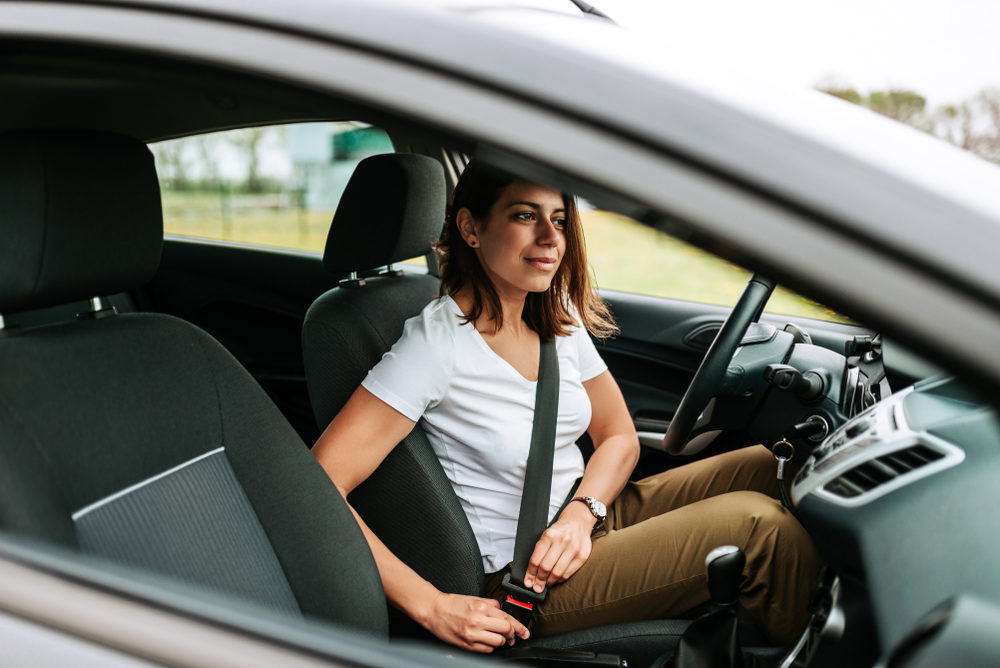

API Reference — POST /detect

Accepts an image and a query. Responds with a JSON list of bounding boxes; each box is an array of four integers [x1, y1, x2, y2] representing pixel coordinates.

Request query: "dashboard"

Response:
[[789, 376, 1000, 665], [792, 384, 966, 508]]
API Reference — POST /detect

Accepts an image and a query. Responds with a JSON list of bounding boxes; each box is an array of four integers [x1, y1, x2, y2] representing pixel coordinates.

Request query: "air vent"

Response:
[[823, 445, 945, 499]]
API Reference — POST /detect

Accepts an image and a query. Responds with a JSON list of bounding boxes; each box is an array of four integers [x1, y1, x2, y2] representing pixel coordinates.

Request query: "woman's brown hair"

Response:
[[436, 161, 617, 340]]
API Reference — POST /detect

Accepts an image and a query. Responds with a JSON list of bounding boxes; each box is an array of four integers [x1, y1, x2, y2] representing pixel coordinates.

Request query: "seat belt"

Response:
[[501, 338, 560, 627]]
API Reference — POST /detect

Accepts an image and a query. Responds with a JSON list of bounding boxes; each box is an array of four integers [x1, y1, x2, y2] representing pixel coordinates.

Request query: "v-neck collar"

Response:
[[445, 295, 540, 384]]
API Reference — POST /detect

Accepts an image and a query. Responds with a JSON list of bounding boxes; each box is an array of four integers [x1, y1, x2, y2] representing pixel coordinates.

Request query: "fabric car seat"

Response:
[[302, 154, 483, 607], [302, 154, 690, 667], [0, 131, 387, 634]]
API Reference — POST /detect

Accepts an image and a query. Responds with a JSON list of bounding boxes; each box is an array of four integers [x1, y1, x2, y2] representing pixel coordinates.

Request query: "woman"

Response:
[[312, 161, 819, 653]]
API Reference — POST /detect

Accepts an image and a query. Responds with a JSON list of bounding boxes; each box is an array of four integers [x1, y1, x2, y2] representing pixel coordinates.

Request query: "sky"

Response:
[[604, 0, 1000, 109]]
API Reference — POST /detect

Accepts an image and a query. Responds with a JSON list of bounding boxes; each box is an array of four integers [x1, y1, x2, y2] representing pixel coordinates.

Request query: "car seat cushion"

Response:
[[0, 313, 388, 634], [524, 619, 690, 668]]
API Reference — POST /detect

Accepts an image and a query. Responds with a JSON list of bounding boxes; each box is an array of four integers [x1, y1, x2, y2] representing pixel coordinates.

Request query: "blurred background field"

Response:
[[161, 188, 851, 324], [580, 210, 852, 323], [162, 190, 333, 251]]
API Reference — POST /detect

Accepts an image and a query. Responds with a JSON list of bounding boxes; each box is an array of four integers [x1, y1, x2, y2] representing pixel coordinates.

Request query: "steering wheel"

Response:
[[663, 274, 776, 455]]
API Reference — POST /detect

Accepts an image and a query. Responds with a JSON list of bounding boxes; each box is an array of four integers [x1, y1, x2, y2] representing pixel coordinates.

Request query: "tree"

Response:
[[934, 102, 975, 151], [193, 134, 222, 190], [227, 127, 269, 193], [818, 86, 928, 126], [150, 140, 192, 190], [866, 90, 927, 125], [822, 87, 862, 105], [818, 84, 1000, 164], [966, 88, 1000, 163]]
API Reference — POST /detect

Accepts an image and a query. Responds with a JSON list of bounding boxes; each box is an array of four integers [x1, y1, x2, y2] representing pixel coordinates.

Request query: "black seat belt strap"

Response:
[[501, 338, 559, 627]]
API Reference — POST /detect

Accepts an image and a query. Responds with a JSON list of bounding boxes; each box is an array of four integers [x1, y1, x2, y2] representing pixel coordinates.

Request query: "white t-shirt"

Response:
[[361, 295, 608, 573]]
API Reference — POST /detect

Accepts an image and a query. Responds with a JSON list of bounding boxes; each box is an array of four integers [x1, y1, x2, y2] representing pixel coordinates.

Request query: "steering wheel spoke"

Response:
[[663, 274, 776, 455]]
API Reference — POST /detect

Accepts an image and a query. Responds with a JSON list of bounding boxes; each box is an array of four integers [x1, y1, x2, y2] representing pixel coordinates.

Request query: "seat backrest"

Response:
[[0, 131, 387, 633], [302, 154, 485, 612]]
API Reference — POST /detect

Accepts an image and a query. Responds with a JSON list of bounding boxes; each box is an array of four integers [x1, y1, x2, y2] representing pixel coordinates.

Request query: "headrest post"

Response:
[[0, 313, 17, 339], [338, 271, 367, 288], [379, 263, 404, 277], [76, 296, 118, 321]]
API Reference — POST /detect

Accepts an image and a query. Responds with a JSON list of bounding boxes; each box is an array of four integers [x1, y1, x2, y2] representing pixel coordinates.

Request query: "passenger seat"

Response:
[[0, 130, 387, 634]]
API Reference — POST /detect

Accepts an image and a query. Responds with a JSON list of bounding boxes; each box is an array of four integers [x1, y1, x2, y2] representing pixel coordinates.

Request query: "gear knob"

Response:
[[706, 545, 745, 607]]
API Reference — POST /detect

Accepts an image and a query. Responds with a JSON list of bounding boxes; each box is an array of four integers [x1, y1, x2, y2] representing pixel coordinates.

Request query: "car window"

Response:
[[582, 208, 853, 323], [152, 122, 426, 266]]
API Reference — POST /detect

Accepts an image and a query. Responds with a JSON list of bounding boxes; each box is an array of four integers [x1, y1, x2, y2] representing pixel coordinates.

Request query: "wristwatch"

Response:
[[571, 496, 607, 525]]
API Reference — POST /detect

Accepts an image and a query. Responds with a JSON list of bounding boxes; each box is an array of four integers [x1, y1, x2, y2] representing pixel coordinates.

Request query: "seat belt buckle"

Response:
[[500, 572, 547, 627]]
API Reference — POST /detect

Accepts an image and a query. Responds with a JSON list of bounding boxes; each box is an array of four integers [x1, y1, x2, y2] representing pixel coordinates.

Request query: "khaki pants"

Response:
[[485, 446, 819, 645]]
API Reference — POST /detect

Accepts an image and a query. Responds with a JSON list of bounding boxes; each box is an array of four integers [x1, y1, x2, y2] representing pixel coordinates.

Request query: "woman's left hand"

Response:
[[523, 502, 595, 592], [520, 370, 638, 594]]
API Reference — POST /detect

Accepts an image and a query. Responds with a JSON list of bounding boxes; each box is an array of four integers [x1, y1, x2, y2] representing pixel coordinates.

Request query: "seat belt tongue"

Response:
[[500, 572, 547, 626]]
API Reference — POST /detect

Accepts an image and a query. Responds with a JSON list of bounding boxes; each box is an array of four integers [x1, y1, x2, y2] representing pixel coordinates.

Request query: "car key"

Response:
[[771, 439, 795, 508]]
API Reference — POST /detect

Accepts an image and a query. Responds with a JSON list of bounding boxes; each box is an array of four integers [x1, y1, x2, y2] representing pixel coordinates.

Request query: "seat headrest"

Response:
[[0, 131, 163, 314], [323, 153, 445, 274]]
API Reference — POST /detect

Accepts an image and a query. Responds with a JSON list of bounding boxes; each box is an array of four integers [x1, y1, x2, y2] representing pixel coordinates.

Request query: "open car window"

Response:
[[152, 122, 397, 255], [582, 208, 853, 323], [151, 121, 847, 324]]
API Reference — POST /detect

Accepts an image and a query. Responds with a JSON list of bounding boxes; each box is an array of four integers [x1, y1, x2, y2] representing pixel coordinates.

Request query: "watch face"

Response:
[[589, 498, 607, 519], [574, 496, 607, 521]]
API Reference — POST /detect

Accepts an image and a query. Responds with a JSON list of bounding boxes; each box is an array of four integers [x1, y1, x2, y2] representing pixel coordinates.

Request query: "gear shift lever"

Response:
[[707, 545, 745, 609], [664, 545, 747, 668]]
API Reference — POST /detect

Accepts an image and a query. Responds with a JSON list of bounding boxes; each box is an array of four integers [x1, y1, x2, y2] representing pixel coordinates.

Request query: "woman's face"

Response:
[[459, 181, 568, 300]]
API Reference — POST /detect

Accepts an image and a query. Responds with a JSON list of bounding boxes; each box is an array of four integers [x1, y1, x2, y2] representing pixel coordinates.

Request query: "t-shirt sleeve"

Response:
[[571, 322, 608, 382], [361, 309, 455, 422]]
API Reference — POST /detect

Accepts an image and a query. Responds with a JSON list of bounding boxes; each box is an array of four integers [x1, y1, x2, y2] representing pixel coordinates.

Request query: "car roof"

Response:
[[5, 0, 1000, 386], [21, 0, 1000, 296]]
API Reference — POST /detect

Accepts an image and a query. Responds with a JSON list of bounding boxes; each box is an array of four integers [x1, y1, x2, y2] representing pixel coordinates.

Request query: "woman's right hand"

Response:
[[421, 591, 530, 653]]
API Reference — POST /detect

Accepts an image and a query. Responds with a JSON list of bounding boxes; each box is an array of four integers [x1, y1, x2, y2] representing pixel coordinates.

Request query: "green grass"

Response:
[[162, 191, 332, 251], [161, 190, 850, 323], [582, 211, 853, 323]]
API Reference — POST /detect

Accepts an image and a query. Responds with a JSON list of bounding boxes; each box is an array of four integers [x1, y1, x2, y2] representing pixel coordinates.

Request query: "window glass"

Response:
[[582, 208, 852, 324], [152, 122, 423, 266]]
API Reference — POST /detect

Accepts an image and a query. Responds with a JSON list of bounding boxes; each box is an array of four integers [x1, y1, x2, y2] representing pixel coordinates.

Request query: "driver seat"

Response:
[[302, 153, 691, 667]]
